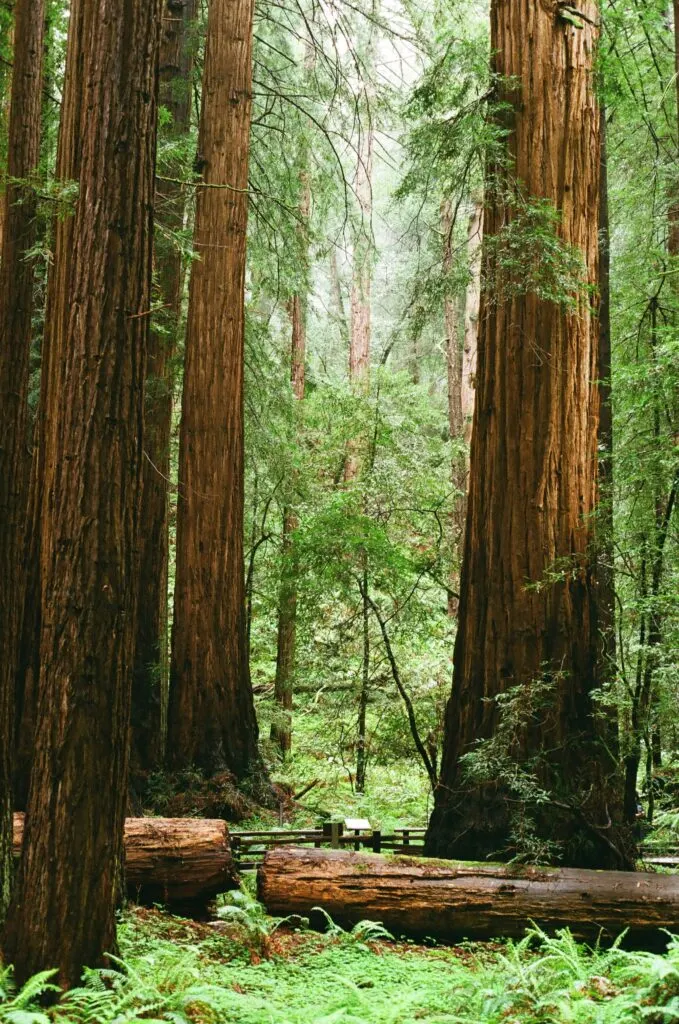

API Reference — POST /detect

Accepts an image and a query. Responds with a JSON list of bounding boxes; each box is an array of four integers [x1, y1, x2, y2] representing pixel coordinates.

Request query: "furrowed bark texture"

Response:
[[0, 0, 45, 924], [426, 0, 630, 868], [13, 814, 238, 908], [2, 0, 161, 987], [169, 0, 261, 779], [131, 0, 196, 777], [259, 848, 679, 943]]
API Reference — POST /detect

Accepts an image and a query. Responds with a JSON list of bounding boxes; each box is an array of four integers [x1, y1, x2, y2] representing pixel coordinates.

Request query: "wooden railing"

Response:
[[230, 824, 427, 871], [230, 827, 679, 872]]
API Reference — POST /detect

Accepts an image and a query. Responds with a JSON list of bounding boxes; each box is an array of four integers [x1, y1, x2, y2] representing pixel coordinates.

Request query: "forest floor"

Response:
[[40, 899, 678, 1023], [4, 895, 675, 1023]]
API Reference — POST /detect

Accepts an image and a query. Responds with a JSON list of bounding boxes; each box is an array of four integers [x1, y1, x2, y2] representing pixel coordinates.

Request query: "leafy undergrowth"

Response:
[[2, 896, 679, 1023]]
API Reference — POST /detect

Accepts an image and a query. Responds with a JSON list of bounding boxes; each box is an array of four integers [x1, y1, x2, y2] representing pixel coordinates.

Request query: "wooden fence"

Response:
[[231, 824, 427, 871], [230, 825, 678, 871]]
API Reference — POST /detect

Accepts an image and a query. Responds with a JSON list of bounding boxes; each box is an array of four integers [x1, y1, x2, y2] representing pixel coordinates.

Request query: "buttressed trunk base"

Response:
[[426, 0, 632, 869]]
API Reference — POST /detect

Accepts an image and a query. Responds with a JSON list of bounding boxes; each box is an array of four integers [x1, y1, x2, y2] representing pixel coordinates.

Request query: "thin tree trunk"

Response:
[[597, 105, 617, 692], [2, 0, 161, 987], [271, 138, 311, 755], [330, 247, 348, 345], [131, 0, 196, 779], [348, 123, 372, 403], [426, 0, 631, 869], [669, 0, 679, 259], [355, 563, 370, 794], [0, 0, 45, 925], [270, 305, 306, 755], [346, 101, 373, 791], [168, 0, 264, 783]]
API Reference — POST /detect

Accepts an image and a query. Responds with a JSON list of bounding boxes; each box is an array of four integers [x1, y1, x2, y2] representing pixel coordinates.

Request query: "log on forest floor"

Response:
[[258, 848, 679, 944], [13, 813, 238, 909]]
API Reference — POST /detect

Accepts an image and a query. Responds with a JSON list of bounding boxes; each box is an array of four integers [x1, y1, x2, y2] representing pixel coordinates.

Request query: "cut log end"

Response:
[[258, 847, 679, 944], [13, 813, 239, 910]]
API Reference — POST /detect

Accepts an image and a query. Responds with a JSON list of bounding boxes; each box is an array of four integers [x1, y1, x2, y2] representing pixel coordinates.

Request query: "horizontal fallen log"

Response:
[[14, 813, 238, 908], [258, 848, 679, 943]]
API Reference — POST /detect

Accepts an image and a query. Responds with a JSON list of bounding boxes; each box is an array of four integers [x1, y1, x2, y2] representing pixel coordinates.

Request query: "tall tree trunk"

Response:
[[131, 0, 196, 779], [168, 0, 263, 783], [346, 104, 373, 791], [2, 0, 161, 986], [271, 257, 308, 754], [441, 200, 463, 616], [443, 200, 482, 618], [12, 5, 62, 813], [442, 201, 462, 615], [355, 562, 371, 794], [348, 122, 372, 404], [271, 48, 312, 754], [426, 0, 631, 869], [0, 0, 45, 925], [597, 105, 617, 694], [461, 201, 482, 451]]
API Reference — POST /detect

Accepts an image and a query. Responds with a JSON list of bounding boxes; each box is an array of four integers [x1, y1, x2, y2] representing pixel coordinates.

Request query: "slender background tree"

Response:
[[168, 0, 264, 785]]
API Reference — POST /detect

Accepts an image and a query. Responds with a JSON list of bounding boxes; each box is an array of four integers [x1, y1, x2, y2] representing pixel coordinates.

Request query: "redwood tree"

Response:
[[271, 180, 310, 756], [131, 0, 196, 777], [2, 0, 161, 985], [426, 0, 630, 869], [0, 0, 45, 923], [348, 98, 373, 795], [168, 0, 262, 781]]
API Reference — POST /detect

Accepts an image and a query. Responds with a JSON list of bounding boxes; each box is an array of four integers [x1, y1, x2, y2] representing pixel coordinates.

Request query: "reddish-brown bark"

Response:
[[168, 0, 262, 781], [259, 848, 679, 943], [131, 0, 196, 777], [13, 814, 238, 909], [0, 0, 45, 922], [271, 301, 307, 755], [426, 0, 630, 868], [349, 121, 373, 395], [2, 0, 162, 985]]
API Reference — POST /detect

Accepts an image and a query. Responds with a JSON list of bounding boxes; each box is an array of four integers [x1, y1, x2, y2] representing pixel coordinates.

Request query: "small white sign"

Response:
[[344, 818, 371, 831]]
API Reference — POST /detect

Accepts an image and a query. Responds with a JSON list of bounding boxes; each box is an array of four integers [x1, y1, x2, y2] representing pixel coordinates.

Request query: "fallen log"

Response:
[[258, 847, 679, 943], [14, 813, 238, 908]]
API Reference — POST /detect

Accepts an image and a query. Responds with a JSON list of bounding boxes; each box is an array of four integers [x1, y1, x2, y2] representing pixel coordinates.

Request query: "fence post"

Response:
[[403, 829, 410, 848], [372, 829, 381, 854], [330, 822, 342, 849], [231, 834, 240, 870]]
